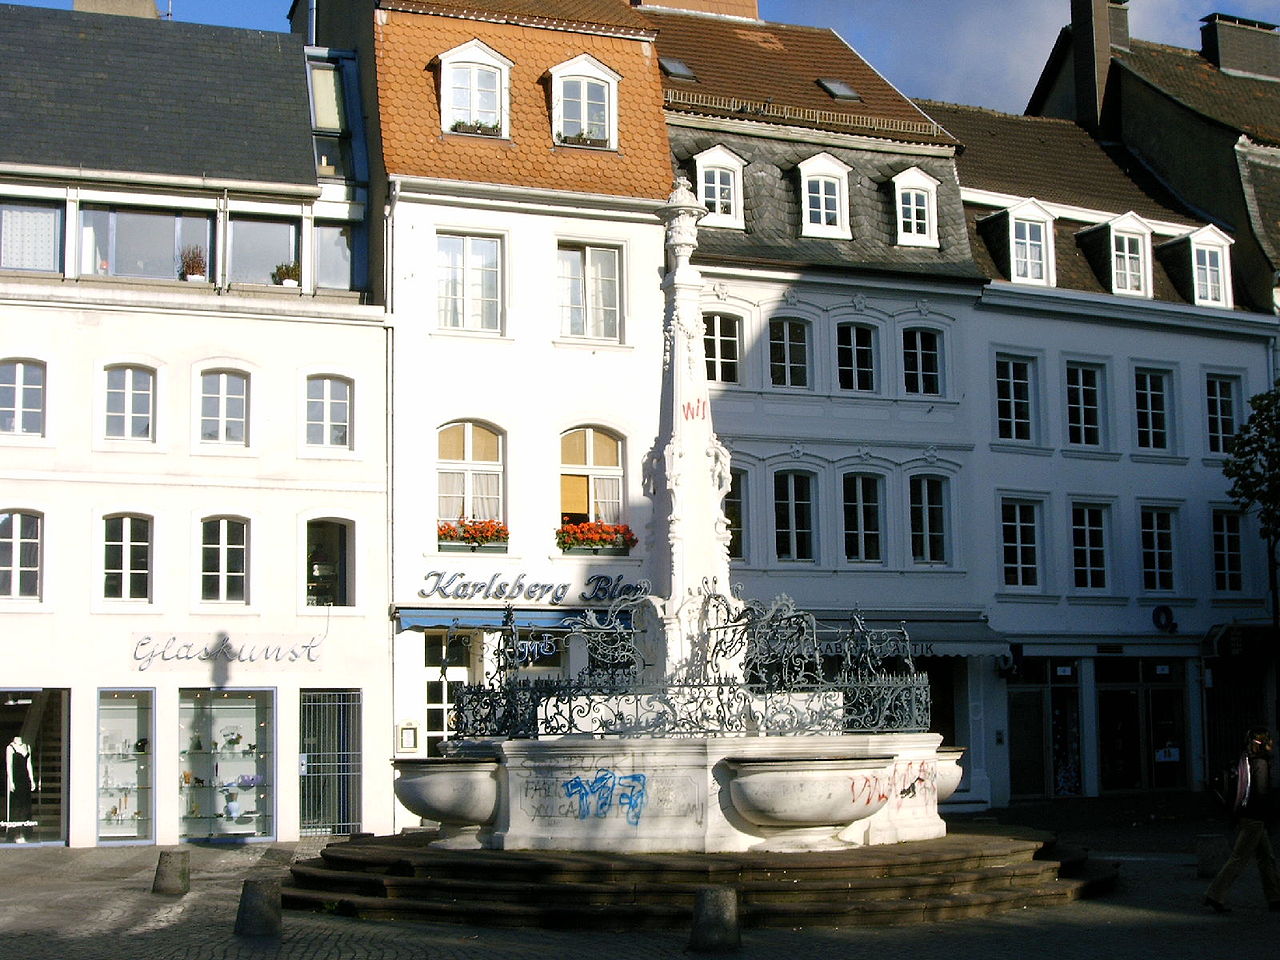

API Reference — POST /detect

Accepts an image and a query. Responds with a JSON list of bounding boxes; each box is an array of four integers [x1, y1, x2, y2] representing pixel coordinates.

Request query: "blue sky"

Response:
[[10, 1, 1278, 113]]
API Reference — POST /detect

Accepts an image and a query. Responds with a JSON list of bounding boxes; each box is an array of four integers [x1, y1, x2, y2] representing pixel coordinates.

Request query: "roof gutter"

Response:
[[0, 162, 321, 199]]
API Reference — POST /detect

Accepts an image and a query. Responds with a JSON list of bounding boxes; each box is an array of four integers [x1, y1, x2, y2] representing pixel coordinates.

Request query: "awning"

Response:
[[394, 607, 630, 633], [813, 610, 1009, 659]]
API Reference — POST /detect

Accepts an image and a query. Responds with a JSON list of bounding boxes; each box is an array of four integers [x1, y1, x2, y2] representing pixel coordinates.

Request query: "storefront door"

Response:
[[1097, 658, 1187, 791], [299, 689, 362, 836], [2, 689, 67, 845]]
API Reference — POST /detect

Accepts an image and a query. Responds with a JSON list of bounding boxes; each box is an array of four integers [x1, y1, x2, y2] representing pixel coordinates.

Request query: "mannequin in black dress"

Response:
[[6, 735, 36, 842]]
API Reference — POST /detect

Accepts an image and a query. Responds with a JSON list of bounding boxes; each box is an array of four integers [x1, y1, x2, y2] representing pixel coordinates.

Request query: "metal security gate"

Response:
[[299, 690, 362, 836]]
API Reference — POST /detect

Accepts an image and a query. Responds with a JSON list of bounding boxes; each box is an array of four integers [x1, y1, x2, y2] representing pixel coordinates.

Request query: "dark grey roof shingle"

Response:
[[0, 3, 315, 185]]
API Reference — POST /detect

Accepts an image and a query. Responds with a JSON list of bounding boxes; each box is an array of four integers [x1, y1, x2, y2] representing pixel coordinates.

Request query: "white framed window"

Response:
[[693, 145, 745, 230], [774, 471, 815, 561], [0, 510, 41, 599], [704, 313, 741, 384], [315, 222, 355, 291], [1094, 214, 1153, 297], [892, 167, 939, 248], [560, 426, 624, 524], [306, 375, 352, 448], [438, 234, 501, 333], [1, 358, 45, 436], [104, 514, 151, 601], [999, 498, 1040, 588], [105, 365, 154, 441], [1065, 362, 1105, 447], [1070, 502, 1109, 590], [842, 472, 882, 563], [80, 206, 211, 281], [559, 243, 620, 340], [797, 153, 851, 239], [200, 370, 249, 445], [438, 421, 504, 525], [1, 199, 62, 272], [229, 217, 299, 286], [995, 354, 1035, 442], [308, 58, 353, 178], [306, 519, 352, 607], [1134, 368, 1171, 451], [1212, 509, 1244, 593], [1001, 199, 1056, 286], [769, 318, 809, 388], [549, 54, 620, 150], [201, 516, 247, 603], [1188, 226, 1234, 308], [909, 474, 948, 565], [836, 323, 876, 392], [1205, 374, 1238, 455], [902, 327, 942, 396], [438, 39, 512, 138], [1139, 506, 1176, 592], [725, 468, 747, 561], [1113, 233, 1144, 293]]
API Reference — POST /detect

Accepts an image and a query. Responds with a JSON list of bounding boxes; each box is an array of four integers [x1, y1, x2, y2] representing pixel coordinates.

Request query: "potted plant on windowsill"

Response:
[[271, 261, 301, 287], [179, 245, 207, 283], [555, 131, 608, 148], [450, 119, 501, 137], [438, 519, 510, 553], [555, 519, 637, 556]]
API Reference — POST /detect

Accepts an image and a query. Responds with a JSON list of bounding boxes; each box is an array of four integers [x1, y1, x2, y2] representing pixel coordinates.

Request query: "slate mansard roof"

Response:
[[0, 3, 316, 186]]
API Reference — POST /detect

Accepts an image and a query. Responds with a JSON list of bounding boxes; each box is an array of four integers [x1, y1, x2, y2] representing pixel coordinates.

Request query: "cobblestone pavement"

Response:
[[1, 806, 1277, 960]]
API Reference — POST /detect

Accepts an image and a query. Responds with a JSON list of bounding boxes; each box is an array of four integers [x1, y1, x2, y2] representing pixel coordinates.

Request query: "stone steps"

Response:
[[280, 828, 1118, 929]]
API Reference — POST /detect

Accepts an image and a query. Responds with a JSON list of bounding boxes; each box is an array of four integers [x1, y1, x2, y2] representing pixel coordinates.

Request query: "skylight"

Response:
[[817, 77, 860, 101], [660, 57, 697, 81]]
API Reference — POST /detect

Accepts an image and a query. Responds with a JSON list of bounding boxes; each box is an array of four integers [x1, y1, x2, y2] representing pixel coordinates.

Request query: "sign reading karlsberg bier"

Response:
[[419, 569, 646, 606]]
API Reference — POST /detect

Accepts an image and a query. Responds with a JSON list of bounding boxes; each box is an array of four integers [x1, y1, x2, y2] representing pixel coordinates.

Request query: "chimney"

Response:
[[630, 1, 759, 19], [1070, 0, 1112, 131], [73, 0, 160, 17], [1200, 13, 1280, 81], [1108, 0, 1130, 51]]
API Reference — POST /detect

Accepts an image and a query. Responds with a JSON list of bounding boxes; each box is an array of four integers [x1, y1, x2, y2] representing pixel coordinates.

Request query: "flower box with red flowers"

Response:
[[438, 519, 510, 552], [555, 520, 637, 556]]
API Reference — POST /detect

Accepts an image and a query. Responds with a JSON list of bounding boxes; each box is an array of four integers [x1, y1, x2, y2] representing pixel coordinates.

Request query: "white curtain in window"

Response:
[[438, 471, 465, 522], [592, 477, 621, 523], [1, 205, 58, 271], [472, 471, 501, 520]]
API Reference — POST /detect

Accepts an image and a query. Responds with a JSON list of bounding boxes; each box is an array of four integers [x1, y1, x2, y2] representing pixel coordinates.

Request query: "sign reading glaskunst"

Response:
[[418, 570, 646, 605], [132, 632, 323, 672]]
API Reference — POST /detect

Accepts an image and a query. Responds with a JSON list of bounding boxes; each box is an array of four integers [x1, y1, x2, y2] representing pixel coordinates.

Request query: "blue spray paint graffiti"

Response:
[[562, 769, 647, 826]]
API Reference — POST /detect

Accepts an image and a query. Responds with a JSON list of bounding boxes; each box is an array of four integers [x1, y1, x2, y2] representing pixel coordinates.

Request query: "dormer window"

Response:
[[550, 54, 620, 150], [1079, 213, 1153, 298], [797, 153, 851, 240], [1156, 223, 1235, 309], [438, 40, 511, 138], [980, 199, 1057, 287], [892, 167, 939, 248], [1014, 219, 1048, 280], [693, 145, 745, 230], [308, 59, 351, 177]]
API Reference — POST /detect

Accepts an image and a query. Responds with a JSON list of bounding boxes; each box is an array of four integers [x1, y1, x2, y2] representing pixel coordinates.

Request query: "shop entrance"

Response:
[[299, 689, 362, 836], [1097, 658, 1187, 791], [1006, 658, 1082, 798], [2, 688, 68, 845]]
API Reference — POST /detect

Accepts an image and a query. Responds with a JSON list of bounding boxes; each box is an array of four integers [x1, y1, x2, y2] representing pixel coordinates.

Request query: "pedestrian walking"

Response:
[[1204, 727, 1280, 913]]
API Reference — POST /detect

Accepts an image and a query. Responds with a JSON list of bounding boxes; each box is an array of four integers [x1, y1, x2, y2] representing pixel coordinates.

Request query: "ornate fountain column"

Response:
[[646, 179, 740, 682]]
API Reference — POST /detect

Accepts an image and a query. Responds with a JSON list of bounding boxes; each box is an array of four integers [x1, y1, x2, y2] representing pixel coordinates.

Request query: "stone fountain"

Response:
[[394, 180, 962, 852]]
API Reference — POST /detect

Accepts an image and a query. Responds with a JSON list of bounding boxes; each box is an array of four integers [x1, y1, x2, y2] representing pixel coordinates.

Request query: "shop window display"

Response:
[[178, 689, 273, 839], [2, 688, 66, 845], [97, 690, 153, 842]]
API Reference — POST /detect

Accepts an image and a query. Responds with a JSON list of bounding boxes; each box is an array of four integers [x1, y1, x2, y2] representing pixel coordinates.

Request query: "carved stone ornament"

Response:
[[915, 298, 931, 316]]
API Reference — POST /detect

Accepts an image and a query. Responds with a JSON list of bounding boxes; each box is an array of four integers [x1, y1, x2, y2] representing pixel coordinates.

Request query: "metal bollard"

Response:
[[688, 884, 740, 953], [151, 849, 190, 895], [234, 877, 282, 938]]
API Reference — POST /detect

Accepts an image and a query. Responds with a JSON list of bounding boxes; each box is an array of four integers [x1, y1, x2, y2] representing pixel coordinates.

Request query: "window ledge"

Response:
[[431, 329, 512, 342], [551, 338, 632, 351], [297, 447, 361, 462], [76, 274, 211, 290], [994, 592, 1061, 604], [1134, 596, 1196, 607], [192, 604, 258, 615], [0, 600, 47, 613], [1209, 596, 1266, 607], [191, 444, 255, 458], [0, 435, 53, 448], [1130, 453, 1189, 466], [1061, 448, 1122, 462], [989, 442, 1054, 457], [298, 605, 365, 617], [1065, 594, 1130, 606], [1200, 456, 1230, 467]]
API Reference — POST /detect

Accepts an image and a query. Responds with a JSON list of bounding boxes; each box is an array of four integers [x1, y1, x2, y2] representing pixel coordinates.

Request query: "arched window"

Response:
[[902, 328, 942, 396], [104, 513, 151, 600], [200, 369, 249, 444], [560, 426, 623, 524], [105, 365, 155, 440], [201, 516, 248, 602], [1, 359, 45, 436], [306, 375, 353, 448], [437, 421, 504, 524], [773, 471, 815, 561], [0, 510, 41, 598], [306, 518, 353, 606]]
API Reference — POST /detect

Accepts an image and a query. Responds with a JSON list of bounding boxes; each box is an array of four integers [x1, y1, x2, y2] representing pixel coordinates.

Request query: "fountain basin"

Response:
[[393, 758, 500, 848], [936, 747, 966, 802]]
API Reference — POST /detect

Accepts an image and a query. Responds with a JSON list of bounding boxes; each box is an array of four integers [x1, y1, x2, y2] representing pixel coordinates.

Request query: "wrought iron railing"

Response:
[[444, 586, 930, 739]]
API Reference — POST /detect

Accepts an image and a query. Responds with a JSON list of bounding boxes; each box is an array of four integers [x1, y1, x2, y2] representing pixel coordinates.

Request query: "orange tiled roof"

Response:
[[375, 7, 672, 199], [636, 8, 954, 147], [379, 1, 655, 37]]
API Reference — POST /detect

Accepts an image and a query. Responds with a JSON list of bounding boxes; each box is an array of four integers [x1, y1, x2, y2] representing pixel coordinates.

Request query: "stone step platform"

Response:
[[281, 829, 1118, 929]]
